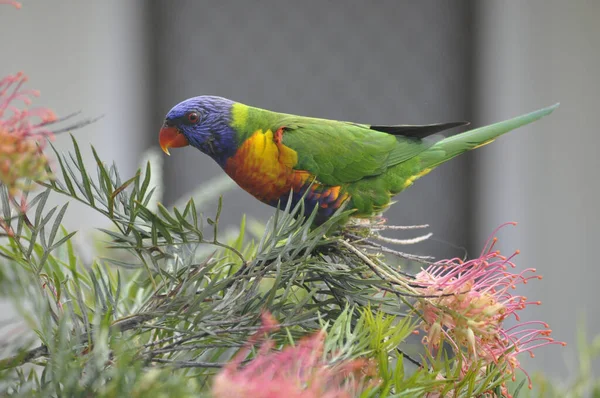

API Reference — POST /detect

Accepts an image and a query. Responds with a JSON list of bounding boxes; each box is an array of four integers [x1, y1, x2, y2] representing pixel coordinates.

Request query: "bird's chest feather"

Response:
[[224, 129, 311, 204]]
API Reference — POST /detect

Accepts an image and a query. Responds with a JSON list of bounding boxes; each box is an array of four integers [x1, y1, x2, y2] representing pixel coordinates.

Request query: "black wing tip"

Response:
[[370, 121, 470, 139], [445, 121, 470, 129]]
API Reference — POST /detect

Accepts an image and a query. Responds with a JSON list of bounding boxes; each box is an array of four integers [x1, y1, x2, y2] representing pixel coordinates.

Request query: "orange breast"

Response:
[[224, 129, 312, 204]]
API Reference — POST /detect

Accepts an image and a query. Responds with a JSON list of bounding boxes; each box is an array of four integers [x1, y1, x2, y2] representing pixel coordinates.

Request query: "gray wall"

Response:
[[0, 0, 150, 327], [473, 0, 600, 378], [0, 0, 151, 229]]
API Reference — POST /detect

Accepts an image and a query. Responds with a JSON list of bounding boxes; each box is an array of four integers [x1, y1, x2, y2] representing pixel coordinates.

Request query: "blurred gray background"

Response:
[[1, 0, 598, 380]]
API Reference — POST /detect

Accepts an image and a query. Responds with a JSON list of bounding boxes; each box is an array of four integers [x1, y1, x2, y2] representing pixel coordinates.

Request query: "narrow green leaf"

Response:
[[512, 379, 527, 398], [0, 187, 11, 223], [47, 203, 69, 248], [190, 198, 198, 226], [101, 257, 141, 269], [97, 228, 136, 243], [52, 272, 62, 302], [64, 226, 77, 274], [155, 220, 174, 244], [142, 187, 156, 207], [92, 146, 114, 197], [38, 206, 58, 250], [71, 135, 95, 206], [50, 142, 78, 197], [151, 222, 158, 246], [33, 189, 50, 227], [139, 161, 152, 201], [157, 203, 179, 227], [49, 231, 77, 251], [173, 207, 195, 230], [110, 172, 139, 218]]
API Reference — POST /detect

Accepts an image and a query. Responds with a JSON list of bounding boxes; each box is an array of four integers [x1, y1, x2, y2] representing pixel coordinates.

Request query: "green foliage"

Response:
[[0, 137, 539, 396]]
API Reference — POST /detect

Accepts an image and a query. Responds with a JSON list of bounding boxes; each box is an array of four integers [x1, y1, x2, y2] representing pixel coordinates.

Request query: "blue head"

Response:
[[159, 96, 238, 165]]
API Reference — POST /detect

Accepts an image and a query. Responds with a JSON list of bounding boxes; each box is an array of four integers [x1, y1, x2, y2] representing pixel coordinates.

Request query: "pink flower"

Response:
[[212, 313, 377, 398], [0, 72, 56, 198], [414, 223, 565, 391], [0, 1, 20, 9]]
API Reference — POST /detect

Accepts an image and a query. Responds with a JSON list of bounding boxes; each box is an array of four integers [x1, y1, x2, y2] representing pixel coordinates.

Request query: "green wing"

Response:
[[277, 116, 465, 186]]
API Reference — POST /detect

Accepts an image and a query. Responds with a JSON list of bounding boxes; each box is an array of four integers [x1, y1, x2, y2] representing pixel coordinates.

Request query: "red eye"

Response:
[[187, 112, 200, 124]]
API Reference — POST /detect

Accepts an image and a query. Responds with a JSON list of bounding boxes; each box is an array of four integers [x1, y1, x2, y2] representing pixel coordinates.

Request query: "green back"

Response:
[[230, 103, 436, 186]]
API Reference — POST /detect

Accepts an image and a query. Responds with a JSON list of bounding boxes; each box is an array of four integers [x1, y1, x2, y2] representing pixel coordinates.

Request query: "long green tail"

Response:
[[420, 103, 559, 170]]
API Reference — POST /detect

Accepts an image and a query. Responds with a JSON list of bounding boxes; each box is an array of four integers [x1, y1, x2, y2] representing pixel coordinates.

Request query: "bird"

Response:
[[159, 97, 557, 225]]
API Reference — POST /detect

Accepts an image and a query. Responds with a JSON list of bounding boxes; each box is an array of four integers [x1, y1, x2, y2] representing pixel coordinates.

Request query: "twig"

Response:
[[373, 224, 429, 231], [46, 115, 105, 135], [396, 347, 424, 369], [150, 358, 228, 368], [150, 343, 244, 355], [152, 317, 319, 353], [343, 232, 433, 264], [0, 345, 48, 370], [373, 232, 433, 246], [338, 239, 413, 290], [0, 313, 156, 370]]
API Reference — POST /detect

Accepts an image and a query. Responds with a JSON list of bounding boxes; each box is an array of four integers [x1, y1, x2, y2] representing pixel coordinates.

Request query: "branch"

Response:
[[0, 313, 156, 370], [150, 358, 228, 368], [0, 344, 48, 370]]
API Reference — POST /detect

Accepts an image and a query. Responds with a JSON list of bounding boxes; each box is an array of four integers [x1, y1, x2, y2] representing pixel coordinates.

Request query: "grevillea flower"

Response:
[[0, 72, 56, 197], [414, 223, 565, 392], [0, 1, 21, 8], [212, 313, 377, 398]]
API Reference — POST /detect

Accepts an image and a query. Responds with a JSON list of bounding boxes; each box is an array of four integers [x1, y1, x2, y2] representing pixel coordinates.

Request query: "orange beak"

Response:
[[159, 126, 189, 155]]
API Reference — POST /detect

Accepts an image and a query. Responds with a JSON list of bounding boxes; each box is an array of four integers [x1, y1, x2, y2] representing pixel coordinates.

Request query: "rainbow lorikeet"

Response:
[[159, 97, 557, 224]]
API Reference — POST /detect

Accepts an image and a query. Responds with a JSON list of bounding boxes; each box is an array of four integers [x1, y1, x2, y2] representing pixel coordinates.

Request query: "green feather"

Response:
[[419, 104, 559, 170], [230, 102, 559, 218], [346, 103, 559, 215]]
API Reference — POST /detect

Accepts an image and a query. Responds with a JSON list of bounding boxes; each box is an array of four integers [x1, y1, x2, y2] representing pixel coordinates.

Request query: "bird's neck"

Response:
[[209, 102, 285, 167], [229, 103, 285, 142], [192, 126, 237, 167]]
